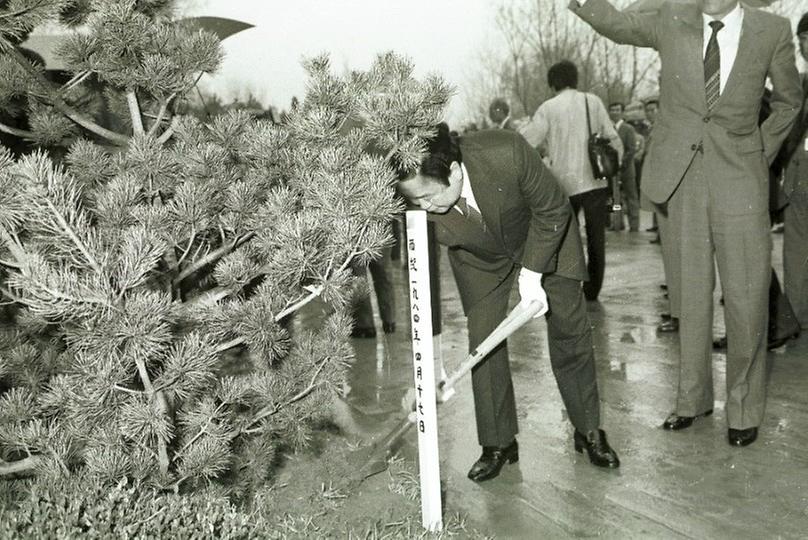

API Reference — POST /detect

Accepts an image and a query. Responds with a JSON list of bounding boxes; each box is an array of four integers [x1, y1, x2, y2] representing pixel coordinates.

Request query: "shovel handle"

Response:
[[439, 300, 544, 397]]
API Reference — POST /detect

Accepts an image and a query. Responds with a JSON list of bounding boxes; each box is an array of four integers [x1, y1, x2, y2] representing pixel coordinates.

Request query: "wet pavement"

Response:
[[333, 216, 808, 539]]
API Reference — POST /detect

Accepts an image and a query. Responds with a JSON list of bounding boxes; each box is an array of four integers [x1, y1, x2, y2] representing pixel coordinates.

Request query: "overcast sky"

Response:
[[184, 1, 497, 125]]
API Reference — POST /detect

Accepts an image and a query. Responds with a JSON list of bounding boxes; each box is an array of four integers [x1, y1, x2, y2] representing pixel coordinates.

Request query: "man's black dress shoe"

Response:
[[660, 312, 672, 321], [573, 429, 620, 469], [657, 317, 679, 333], [728, 427, 758, 446], [767, 331, 799, 350], [713, 332, 799, 351], [467, 440, 518, 482], [350, 326, 376, 339], [650, 235, 661, 244], [662, 409, 713, 430]]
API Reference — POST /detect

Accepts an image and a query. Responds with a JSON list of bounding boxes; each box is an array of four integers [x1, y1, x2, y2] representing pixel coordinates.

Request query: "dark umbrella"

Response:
[[19, 16, 254, 71]]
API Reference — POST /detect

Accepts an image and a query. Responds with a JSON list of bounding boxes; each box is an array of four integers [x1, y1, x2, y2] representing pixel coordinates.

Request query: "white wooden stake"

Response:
[[405, 210, 443, 532]]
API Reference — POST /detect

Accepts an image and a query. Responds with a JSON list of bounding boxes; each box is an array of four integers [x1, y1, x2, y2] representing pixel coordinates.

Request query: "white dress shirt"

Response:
[[455, 163, 479, 214], [703, 3, 744, 94]]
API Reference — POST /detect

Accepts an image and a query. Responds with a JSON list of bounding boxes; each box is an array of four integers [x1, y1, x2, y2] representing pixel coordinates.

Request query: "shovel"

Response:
[[351, 299, 546, 481]]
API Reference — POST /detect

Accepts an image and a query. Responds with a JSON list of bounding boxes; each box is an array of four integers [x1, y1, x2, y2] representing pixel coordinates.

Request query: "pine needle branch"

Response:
[[174, 227, 197, 269], [146, 93, 177, 137], [44, 199, 103, 275], [59, 70, 91, 92], [0, 455, 40, 476], [212, 220, 371, 354], [134, 358, 171, 475], [243, 358, 330, 435], [172, 232, 255, 286], [0, 0, 48, 21], [0, 120, 36, 140], [126, 90, 145, 135], [175, 403, 226, 459], [156, 116, 180, 144], [0, 40, 130, 145], [0, 222, 27, 265]]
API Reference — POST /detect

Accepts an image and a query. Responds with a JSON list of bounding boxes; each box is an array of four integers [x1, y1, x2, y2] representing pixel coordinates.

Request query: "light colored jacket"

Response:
[[519, 89, 623, 197]]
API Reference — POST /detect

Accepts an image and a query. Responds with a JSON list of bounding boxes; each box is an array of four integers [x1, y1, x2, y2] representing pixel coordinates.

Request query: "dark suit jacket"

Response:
[[429, 130, 586, 313], [571, 0, 803, 215], [783, 73, 808, 198]]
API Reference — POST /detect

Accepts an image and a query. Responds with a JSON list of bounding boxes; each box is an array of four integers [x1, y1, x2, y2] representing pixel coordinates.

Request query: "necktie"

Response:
[[456, 197, 486, 229], [704, 20, 724, 111]]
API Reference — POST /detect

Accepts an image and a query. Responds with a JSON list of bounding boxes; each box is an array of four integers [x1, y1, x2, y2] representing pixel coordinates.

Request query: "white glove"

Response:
[[518, 268, 548, 318]]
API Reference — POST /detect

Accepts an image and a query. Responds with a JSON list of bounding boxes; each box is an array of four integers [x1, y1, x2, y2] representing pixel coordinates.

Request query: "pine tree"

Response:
[[0, 0, 452, 492]]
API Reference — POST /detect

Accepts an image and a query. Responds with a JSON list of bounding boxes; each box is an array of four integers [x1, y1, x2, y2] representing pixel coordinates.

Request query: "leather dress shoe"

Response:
[[382, 321, 396, 334], [657, 317, 679, 333], [467, 440, 518, 482], [649, 235, 661, 244], [767, 331, 799, 350], [574, 429, 620, 469], [350, 326, 376, 339], [728, 427, 758, 447], [713, 332, 799, 351], [660, 312, 672, 321], [662, 409, 713, 430]]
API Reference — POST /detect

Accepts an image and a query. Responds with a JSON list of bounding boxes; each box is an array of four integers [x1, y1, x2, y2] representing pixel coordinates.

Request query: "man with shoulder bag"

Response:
[[520, 60, 623, 301]]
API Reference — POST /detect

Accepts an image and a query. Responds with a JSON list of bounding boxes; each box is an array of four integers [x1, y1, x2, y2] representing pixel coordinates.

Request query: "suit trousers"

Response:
[[669, 153, 770, 429], [617, 170, 640, 231], [656, 204, 681, 318], [569, 187, 609, 300], [352, 250, 395, 330], [784, 185, 808, 329], [468, 270, 601, 447]]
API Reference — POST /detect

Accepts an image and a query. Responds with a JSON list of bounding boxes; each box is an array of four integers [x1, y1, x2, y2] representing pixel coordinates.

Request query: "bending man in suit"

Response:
[[571, 0, 802, 446], [395, 124, 620, 482]]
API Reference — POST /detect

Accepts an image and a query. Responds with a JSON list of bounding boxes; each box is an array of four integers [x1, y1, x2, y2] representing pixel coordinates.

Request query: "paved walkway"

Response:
[[335, 216, 808, 539]]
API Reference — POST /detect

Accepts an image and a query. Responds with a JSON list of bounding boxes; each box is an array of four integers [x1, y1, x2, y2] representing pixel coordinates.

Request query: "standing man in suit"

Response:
[[571, 0, 802, 446], [782, 13, 808, 331], [609, 101, 640, 231], [395, 124, 620, 482]]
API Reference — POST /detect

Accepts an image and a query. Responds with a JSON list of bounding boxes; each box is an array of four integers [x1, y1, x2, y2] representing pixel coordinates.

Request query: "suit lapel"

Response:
[[718, 8, 765, 107]]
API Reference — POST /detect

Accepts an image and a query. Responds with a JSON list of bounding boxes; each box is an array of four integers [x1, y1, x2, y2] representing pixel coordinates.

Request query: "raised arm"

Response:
[[568, 0, 661, 50]]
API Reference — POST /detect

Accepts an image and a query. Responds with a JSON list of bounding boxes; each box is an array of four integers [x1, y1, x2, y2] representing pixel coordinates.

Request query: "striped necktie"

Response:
[[704, 20, 724, 111]]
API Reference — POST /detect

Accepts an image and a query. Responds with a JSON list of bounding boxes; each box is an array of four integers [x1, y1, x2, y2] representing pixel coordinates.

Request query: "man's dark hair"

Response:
[[798, 12, 808, 36], [396, 123, 462, 185], [489, 98, 510, 118], [547, 60, 578, 91], [609, 102, 625, 111], [644, 97, 659, 108]]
